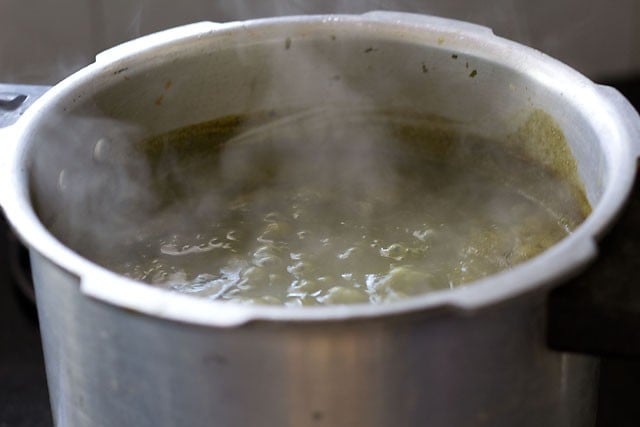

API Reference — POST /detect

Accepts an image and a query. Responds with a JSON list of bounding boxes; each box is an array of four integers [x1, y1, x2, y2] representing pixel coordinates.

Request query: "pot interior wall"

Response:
[[25, 21, 605, 269]]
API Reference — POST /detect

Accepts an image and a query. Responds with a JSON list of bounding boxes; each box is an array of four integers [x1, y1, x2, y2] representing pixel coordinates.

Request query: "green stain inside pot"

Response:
[[91, 107, 591, 306]]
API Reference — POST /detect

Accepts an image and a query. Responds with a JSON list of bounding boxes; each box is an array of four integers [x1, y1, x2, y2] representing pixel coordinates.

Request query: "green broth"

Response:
[[101, 108, 590, 306]]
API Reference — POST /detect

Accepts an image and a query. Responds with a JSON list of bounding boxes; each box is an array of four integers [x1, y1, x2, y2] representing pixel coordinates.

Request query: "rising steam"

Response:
[[25, 14, 590, 306]]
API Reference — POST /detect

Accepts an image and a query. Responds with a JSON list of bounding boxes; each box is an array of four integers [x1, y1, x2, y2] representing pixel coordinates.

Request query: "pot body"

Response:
[[33, 252, 597, 427], [3, 12, 640, 427]]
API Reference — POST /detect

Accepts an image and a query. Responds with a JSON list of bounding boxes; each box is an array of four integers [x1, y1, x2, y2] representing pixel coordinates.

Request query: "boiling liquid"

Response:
[[101, 109, 590, 306]]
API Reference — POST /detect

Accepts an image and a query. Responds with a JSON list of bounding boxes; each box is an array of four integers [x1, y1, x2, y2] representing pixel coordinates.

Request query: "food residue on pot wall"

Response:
[[508, 109, 591, 216]]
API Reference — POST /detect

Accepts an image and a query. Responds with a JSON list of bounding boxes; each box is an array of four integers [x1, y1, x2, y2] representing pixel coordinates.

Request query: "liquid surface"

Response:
[[98, 108, 590, 306]]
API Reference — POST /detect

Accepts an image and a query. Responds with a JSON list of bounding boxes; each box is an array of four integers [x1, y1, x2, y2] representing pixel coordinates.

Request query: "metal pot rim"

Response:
[[2, 12, 639, 327]]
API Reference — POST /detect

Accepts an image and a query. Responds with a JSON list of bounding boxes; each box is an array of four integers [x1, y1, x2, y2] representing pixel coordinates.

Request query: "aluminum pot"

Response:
[[1, 12, 640, 427]]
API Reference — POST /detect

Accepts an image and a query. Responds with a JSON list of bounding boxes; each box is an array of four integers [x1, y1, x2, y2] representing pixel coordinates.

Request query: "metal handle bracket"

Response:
[[0, 84, 50, 213], [548, 163, 640, 357], [0, 84, 50, 128]]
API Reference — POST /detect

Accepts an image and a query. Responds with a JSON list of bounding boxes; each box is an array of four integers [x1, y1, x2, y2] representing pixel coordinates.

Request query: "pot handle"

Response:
[[0, 83, 49, 128], [0, 84, 50, 211], [547, 86, 640, 358]]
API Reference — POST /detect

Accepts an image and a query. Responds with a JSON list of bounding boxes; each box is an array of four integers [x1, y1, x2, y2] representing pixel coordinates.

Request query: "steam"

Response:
[[4, 0, 629, 89], [23, 11, 592, 306], [30, 108, 588, 305]]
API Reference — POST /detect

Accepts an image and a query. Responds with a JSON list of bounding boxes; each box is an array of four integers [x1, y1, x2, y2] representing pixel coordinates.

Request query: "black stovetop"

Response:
[[2, 80, 640, 427]]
